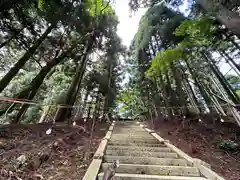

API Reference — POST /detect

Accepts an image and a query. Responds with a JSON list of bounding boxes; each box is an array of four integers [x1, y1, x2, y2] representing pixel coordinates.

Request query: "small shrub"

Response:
[[218, 140, 238, 151]]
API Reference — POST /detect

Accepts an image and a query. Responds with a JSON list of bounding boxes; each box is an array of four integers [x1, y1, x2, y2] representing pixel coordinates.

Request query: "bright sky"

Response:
[[113, 0, 189, 47], [113, 0, 147, 47]]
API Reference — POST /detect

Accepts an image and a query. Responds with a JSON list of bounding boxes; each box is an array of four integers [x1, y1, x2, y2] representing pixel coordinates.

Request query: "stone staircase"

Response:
[[83, 121, 225, 180]]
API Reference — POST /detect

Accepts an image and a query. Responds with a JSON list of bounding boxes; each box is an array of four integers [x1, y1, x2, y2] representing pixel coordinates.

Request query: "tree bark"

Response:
[[38, 106, 50, 123], [54, 39, 94, 122], [221, 51, 240, 73], [103, 59, 113, 116], [87, 103, 92, 120], [158, 72, 173, 120], [93, 91, 101, 121], [185, 58, 214, 112], [0, 24, 54, 93], [179, 64, 202, 113], [165, 71, 178, 116], [196, 0, 240, 37], [79, 89, 90, 119], [171, 64, 189, 115], [202, 52, 240, 104]]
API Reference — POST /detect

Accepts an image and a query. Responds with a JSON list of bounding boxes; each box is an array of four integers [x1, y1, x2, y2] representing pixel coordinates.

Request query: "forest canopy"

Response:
[[0, 0, 126, 124], [116, 0, 240, 126], [0, 0, 240, 126]]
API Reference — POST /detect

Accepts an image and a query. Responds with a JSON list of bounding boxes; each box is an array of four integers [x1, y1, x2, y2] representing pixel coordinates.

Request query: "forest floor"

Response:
[[146, 118, 240, 180], [0, 120, 109, 180]]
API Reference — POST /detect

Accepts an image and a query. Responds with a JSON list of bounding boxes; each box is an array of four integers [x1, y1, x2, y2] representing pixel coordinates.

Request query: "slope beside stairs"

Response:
[[83, 121, 225, 180]]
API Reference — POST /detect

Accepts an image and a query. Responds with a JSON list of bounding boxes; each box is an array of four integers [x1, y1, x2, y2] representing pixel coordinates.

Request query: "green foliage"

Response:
[[175, 17, 215, 37], [146, 16, 216, 80], [43, 69, 72, 104], [225, 74, 240, 85], [126, 0, 240, 124], [38, 0, 44, 10], [236, 89, 240, 98], [174, 17, 216, 46], [117, 87, 149, 119], [146, 47, 184, 78], [0, 0, 124, 123], [1, 71, 38, 97], [129, 4, 185, 67], [87, 0, 113, 16], [219, 140, 239, 151], [37, 0, 113, 16], [24, 106, 42, 123]]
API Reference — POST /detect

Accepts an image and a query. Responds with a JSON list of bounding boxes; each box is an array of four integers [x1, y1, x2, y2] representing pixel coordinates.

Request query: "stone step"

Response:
[[112, 132, 149, 136], [115, 121, 136, 123], [114, 125, 142, 127], [105, 149, 178, 158], [101, 163, 200, 176], [115, 123, 140, 128], [111, 135, 153, 139], [113, 127, 143, 129], [109, 138, 159, 144], [107, 145, 171, 152], [112, 127, 145, 130], [115, 121, 139, 126], [113, 128, 145, 130], [115, 125, 142, 127], [112, 130, 146, 134], [103, 155, 189, 166], [110, 136, 156, 141], [98, 173, 207, 180], [108, 141, 165, 147], [114, 126, 142, 129]]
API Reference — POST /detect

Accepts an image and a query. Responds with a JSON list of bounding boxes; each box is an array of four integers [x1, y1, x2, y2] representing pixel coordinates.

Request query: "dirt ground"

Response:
[[0, 120, 109, 180], [146, 118, 240, 180]]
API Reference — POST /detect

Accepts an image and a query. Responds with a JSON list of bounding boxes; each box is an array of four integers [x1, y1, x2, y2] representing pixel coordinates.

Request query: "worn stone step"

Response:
[[114, 127, 141, 129], [105, 149, 178, 158], [115, 121, 136, 123], [114, 124, 140, 126], [114, 126, 139, 128], [110, 136, 156, 141], [109, 138, 159, 144], [112, 127, 145, 130], [114, 126, 142, 128], [98, 173, 207, 180], [114, 122, 138, 124], [112, 132, 149, 136], [108, 141, 165, 147], [103, 155, 189, 166], [107, 145, 171, 152], [113, 130, 146, 136], [111, 135, 152, 139], [111, 133, 150, 137], [113, 127, 143, 129], [113, 127, 145, 130], [102, 163, 200, 176]]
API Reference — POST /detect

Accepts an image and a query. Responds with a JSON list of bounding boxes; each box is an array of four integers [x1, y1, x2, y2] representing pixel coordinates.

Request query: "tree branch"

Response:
[[100, 0, 111, 14]]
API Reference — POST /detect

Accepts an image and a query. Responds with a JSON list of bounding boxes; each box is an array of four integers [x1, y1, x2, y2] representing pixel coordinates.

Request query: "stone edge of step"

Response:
[[82, 121, 115, 180], [98, 173, 208, 180]]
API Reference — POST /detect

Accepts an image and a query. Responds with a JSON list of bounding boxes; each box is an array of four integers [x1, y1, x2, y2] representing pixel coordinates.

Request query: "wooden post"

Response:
[[38, 106, 50, 123]]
